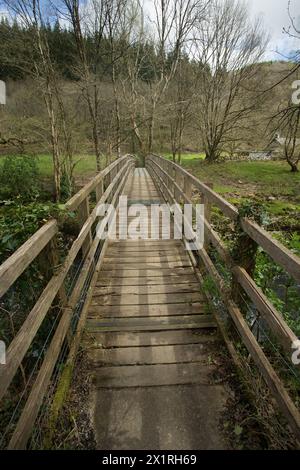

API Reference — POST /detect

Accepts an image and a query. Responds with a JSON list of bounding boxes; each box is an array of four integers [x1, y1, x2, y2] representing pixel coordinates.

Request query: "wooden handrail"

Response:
[[148, 154, 300, 284], [146, 155, 300, 442], [7, 160, 135, 449], [65, 155, 131, 211], [149, 153, 239, 219], [0, 156, 134, 405], [0, 220, 58, 298], [146, 155, 299, 352]]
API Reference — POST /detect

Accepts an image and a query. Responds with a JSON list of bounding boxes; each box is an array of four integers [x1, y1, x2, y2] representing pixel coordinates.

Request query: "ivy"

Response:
[[0, 201, 75, 264]]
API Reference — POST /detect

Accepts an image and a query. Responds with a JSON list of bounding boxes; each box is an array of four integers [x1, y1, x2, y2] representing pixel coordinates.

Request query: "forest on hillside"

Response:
[[0, 0, 299, 201]]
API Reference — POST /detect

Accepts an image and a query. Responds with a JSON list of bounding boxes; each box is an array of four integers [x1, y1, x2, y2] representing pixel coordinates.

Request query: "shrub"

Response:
[[0, 155, 39, 200], [0, 201, 76, 263]]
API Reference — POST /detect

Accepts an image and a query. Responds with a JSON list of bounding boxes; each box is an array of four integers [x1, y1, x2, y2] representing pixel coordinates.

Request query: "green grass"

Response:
[[163, 154, 300, 220], [164, 152, 206, 162], [37, 154, 99, 177], [0, 154, 100, 178]]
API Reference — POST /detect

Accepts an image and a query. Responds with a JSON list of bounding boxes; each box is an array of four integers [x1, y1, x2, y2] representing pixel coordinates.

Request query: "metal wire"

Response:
[[1, 164, 133, 449], [30, 214, 106, 446], [237, 289, 300, 382], [0, 246, 91, 448]]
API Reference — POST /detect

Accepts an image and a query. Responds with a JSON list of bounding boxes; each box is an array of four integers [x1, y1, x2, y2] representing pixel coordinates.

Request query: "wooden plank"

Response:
[[97, 268, 195, 277], [241, 218, 300, 283], [87, 322, 215, 333], [86, 314, 215, 332], [102, 261, 192, 270], [91, 292, 203, 306], [88, 302, 207, 317], [93, 283, 201, 295], [103, 255, 190, 263], [94, 363, 215, 388], [0, 220, 58, 298], [90, 343, 216, 366], [109, 240, 182, 247], [96, 275, 197, 286], [108, 248, 183, 254], [86, 330, 217, 347]]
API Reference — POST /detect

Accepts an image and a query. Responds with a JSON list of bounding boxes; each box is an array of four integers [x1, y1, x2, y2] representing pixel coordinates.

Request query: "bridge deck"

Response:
[[84, 168, 229, 449]]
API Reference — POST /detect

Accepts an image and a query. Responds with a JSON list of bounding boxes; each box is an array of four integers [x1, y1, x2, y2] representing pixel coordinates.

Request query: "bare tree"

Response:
[[119, 1, 147, 155], [146, 0, 206, 153], [3, 0, 75, 200], [58, 0, 109, 170], [268, 0, 300, 172], [281, 106, 300, 172], [169, 54, 196, 163], [59, 0, 132, 168], [283, 0, 300, 64], [106, 0, 129, 158], [192, 0, 267, 162]]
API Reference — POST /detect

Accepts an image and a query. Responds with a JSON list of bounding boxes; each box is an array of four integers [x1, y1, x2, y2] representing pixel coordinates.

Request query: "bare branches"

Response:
[[267, 0, 300, 172], [192, 0, 267, 161]]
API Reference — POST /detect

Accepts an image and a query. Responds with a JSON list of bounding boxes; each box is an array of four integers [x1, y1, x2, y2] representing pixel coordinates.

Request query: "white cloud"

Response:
[[247, 0, 299, 60]]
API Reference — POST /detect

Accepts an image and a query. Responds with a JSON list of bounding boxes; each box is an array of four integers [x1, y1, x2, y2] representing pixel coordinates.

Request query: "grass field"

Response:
[[0, 154, 100, 177], [38, 154, 100, 176], [1, 152, 300, 218], [167, 154, 300, 217]]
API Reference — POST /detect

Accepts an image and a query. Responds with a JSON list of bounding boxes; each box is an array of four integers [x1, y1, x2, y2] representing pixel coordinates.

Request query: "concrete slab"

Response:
[[93, 385, 228, 450]]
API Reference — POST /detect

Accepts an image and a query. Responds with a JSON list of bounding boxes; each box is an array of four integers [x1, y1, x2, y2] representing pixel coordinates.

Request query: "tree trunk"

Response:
[[92, 121, 101, 171], [131, 115, 144, 154], [178, 148, 182, 165], [205, 148, 219, 162], [112, 65, 121, 158], [45, 86, 61, 202], [148, 101, 156, 153], [290, 162, 299, 172]]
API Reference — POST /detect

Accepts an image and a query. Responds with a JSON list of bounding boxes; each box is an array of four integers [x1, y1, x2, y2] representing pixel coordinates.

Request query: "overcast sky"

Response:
[[248, 0, 299, 60]]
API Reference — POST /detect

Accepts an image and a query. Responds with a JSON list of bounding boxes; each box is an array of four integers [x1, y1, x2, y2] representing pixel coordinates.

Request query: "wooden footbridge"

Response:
[[0, 154, 300, 449]]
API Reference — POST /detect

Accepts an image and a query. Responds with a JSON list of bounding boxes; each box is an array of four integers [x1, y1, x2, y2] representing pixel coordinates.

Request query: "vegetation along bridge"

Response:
[[0, 154, 300, 449]]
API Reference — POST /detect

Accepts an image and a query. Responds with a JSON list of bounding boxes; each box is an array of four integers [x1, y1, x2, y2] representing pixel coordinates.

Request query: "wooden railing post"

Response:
[[174, 167, 182, 203], [39, 235, 67, 305], [183, 175, 192, 201], [201, 183, 213, 251], [231, 221, 258, 306], [95, 179, 104, 202], [78, 197, 92, 258]]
